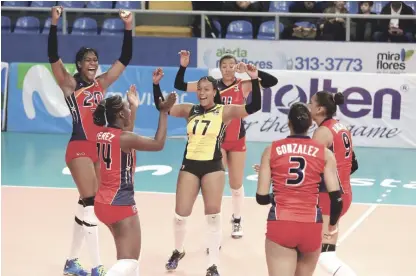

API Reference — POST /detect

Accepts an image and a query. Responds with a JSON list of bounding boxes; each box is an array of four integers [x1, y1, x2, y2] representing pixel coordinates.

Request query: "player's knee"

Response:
[[106, 259, 139, 276], [174, 213, 188, 227], [82, 196, 98, 227], [231, 186, 244, 196], [74, 199, 84, 225], [206, 213, 222, 232]]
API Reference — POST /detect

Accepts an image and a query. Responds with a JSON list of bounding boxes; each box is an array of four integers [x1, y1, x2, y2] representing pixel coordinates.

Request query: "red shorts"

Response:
[[65, 140, 98, 164], [94, 201, 138, 225], [319, 192, 352, 217], [221, 137, 246, 152], [266, 220, 322, 253]]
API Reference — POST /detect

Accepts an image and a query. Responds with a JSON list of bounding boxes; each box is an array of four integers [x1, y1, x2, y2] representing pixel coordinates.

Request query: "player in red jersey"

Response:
[[174, 50, 277, 239], [47, 6, 133, 276], [256, 102, 343, 276], [92, 84, 177, 276], [309, 91, 358, 276]]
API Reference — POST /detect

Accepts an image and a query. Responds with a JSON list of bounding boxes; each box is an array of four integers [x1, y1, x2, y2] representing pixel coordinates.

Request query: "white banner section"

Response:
[[199, 39, 416, 74], [209, 68, 416, 148]]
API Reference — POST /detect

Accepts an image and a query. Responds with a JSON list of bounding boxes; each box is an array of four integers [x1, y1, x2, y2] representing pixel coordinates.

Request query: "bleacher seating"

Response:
[[257, 21, 285, 40], [115, 1, 141, 10], [43, 17, 66, 34], [14, 16, 40, 34], [2, 16, 11, 33], [1, 1, 415, 39], [101, 18, 124, 36], [71, 17, 98, 35], [31, 1, 56, 8], [86, 1, 113, 9], [225, 20, 253, 39]]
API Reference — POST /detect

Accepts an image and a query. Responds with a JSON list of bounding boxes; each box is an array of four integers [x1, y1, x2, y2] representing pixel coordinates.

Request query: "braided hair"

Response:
[[93, 95, 124, 127], [197, 76, 222, 104]]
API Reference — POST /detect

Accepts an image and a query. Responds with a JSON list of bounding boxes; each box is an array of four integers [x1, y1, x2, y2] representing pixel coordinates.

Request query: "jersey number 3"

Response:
[[97, 142, 112, 170], [286, 156, 306, 186]]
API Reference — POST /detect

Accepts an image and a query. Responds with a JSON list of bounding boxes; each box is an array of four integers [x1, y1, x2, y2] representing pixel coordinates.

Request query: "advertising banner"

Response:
[[210, 68, 416, 148], [1, 62, 9, 130], [7, 63, 207, 136], [199, 39, 416, 74]]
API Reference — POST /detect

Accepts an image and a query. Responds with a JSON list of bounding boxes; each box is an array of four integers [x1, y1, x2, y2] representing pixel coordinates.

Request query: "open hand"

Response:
[[51, 6, 63, 24], [178, 50, 190, 67], [152, 67, 164, 85], [127, 84, 139, 109], [246, 64, 258, 79], [159, 92, 177, 112]]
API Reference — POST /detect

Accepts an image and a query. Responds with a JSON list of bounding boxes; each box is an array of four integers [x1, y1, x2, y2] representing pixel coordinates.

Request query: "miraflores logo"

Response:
[[376, 48, 414, 73]]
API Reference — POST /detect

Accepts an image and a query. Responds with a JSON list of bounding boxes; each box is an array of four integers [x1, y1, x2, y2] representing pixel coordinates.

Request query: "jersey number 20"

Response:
[[286, 156, 306, 186], [84, 91, 103, 108], [96, 142, 112, 170]]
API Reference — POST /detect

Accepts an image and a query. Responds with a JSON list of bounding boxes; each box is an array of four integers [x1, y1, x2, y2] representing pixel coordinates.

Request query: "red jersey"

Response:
[[95, 127, 137, 206], [269, 136, 325, 223], [217, 78, 246, 142], [320, 118, 353, 195], [65, 77, 105, 142]]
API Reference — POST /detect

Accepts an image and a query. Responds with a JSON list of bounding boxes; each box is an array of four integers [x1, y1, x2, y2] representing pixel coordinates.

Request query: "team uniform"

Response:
[[180, 104, 227, 178], [267, 136, 326, 253], [318, 118, 353, 217], [216, 78, 246, 152], [94, 127, 138, 225], [65, 77, 105, 164]]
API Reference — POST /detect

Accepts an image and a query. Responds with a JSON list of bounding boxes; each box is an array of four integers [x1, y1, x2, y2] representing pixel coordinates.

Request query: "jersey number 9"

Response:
[[342, 133, 351, 158], [286, 156, 306, 186], [97, 142, 112, 170]]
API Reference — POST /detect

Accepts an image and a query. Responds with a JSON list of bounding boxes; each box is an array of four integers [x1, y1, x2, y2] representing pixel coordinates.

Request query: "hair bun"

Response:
[[333, 92, 344, 105]]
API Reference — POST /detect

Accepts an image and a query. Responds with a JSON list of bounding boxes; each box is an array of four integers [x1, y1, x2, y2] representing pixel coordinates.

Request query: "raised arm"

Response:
[[125, 84, 139, 132], [256, 146, 274, 205], [48, 6, 76, 97], [120, 92, 177, 151], [174, 50, 198, 92], [222, 64, 261, 124], [152, 67, 193, 118], [241, 69, 278, 98], [97, 10, 133, 90], [323, 148, 343, 229]]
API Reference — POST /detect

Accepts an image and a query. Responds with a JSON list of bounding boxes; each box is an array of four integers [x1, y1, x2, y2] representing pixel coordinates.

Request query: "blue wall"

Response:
[[1, 34, 197, 67]]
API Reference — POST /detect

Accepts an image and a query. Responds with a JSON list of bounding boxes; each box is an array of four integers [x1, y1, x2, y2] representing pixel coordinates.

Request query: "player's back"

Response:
[[321, 118, 353, 194], [95, 127, 136, 206], [65, 77, 104, 142], [217, 78, 245, 141], [269, 136, 325, 223]]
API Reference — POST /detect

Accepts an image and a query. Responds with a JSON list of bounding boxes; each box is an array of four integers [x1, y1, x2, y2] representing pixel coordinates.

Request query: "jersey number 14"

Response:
[[97, 142, 112, 170]]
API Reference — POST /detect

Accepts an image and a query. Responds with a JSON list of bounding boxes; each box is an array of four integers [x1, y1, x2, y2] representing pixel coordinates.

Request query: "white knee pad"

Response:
[[174, 213, 188, 227], [319, 252, 341, 274], [83, 206, 98, 228], [106, 259, 139, 276], [206, 213, 222, 231]]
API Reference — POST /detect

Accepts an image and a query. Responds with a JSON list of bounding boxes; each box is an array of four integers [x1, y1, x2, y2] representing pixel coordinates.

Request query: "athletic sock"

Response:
[[173, 214, 187, 252], [231, 186, 244, 220], [206, 213, 222, 268], [68, 199, 85, 260], [83, 205, 102, 267]]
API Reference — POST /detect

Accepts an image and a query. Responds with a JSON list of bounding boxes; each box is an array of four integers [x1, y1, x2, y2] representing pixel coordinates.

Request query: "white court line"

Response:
[[337, 204, 378, 246], [2, 185, 416, 209]]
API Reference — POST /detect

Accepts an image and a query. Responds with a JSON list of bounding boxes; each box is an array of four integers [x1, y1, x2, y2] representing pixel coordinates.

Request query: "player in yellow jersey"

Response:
[[152, 66, 261, 276]]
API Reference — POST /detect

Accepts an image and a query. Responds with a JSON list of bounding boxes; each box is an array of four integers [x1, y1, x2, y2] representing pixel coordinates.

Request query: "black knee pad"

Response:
[[77, 198, 83, 205], [321, 243, 336, 252], [81, 196, 95, 207]]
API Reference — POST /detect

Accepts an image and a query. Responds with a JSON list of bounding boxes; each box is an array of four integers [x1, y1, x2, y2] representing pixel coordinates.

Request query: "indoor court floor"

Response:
[[2, 132, 416, 276]]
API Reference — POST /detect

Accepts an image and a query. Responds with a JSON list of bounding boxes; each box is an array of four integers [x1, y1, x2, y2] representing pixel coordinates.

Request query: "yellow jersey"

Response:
[[184, 104, 227, 161]]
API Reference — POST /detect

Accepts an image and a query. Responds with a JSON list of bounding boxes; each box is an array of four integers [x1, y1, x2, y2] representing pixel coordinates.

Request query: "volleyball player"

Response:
[[309, 91, 358, 276], [47, 6, 132, 276], [256, 102, 343, 276], [174, 50, 277, 239], [152, 64, 261, 276], [92, 84, 176, 276]]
